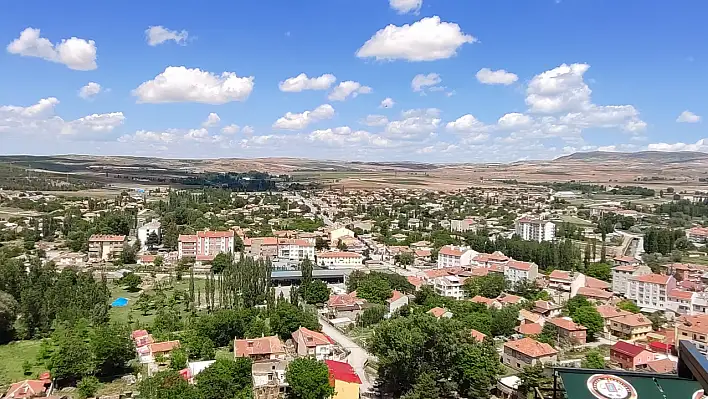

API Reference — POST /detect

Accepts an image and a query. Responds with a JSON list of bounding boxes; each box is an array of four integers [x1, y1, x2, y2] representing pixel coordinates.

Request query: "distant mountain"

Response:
[[554, 151, 708, 163]]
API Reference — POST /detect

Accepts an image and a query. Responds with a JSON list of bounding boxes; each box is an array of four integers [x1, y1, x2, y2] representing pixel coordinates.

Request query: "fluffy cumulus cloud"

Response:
[[273, 104, 335, 130], [7, 27, 97, 71], [221, 124, 239, 134], [677, 110, 701, 123], [361, 114, 389, 127], [497, 113, 533, 129], [132, 66, 254, 104], [308, 126, 391, 148], [328, 81, 372, 101], [411, 73, 442, 92], [648, 138, 708, 152], [145, 26, 189, 46], [279, 73, 336, 92], [389, 0, 422, 14], [0, 97, 124, 137], [476, 68, 518, 85], [385, 108, 441, 139], [118, 130, 177, 144], [356, 16, 476, 61], [78, 82, 102, 99], [380, 97, 395, 108], [202, 113, 221, 128]]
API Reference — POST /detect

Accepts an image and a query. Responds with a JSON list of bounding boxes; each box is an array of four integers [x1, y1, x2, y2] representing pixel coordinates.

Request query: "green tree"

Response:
[[582, 349, 606, 369], [136, 292, 153, 316], [91, 322, 134, 376], [395, 252, 415, 266], [0, 290, 18, 343], [617, 299, 640, 313], [536, 323, 558, 346], [121, 243, 137, 264], [565, 295, 592, 316], [119, 272, 142, 292], [195, 358, 253, 399], [77, 376, 101, 399], [356, 275, 392, 303], [315, 237, 329, 251], [170, 348, 188, 370], [51, 325, 95, 382], [336, 239, 347, 251], [210, 253, 232, 274], [154, 256, 164, 268], [518, 363, 550, 397], [586, 263, 611, 281], [571, 306, 604, 341], [147, 231, 160, 249], [301, 280, 329, 305], [490, 305, 519, 337], [139, 370, 198, 399], [286, 358, 334, 399], [463, 274, 508, 298], [301, 257, 313, 286], [401, 372, 440, 399], [358, 304, 387, 327], [648, 312, 666, 330]]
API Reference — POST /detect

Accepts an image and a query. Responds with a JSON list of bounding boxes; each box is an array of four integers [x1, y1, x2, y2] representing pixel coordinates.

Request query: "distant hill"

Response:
[[554, 151, 708, 163]]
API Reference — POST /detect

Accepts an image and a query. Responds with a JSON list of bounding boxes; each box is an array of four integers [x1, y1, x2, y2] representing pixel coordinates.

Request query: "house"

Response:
[[437, 245, 478, 268], [325, 360, 361, 399], [406, 276, 424, 291], [137, 254, 157, 266], [277, 239, 315, 261], [180, 360, 216, 384], [292, 327, 335, 360], [576, 287, 613, 303], [519, 309, 545, 326], [386, 290, 409, 314], [667, 289, 695, 316], [645, 358, 677, 374], [327, 293, 365, 319], [532, 300, 562, 318], [148, 340, 181, 360], [178, 230, 235, 261], [317, 251, 364, 268], [547, 317, 587, 345], [471, 329, 487, 342], [329, 227, 355, 245], [428, 307, 453, 319], [137, 220, 161, 250], [611, 264, 652, 296], [246, 237, 280, 259], [450, 218, 478, 233], [234, 336, 286, 361], [596, 306, 633, 335], [504, 260, 539, 286], [472, 251, 509, 267], [433, 275, 466, 300], [626, 273, 676, 312], [613, 256, 641, 267], [687, 226, 708, 243], [497, 293, 524, 307], [610, 341, 654, 370], [547, 270, 585, 297], [514, 218, 556, 242], [252, 359, 289, 399], [471, 295, 499, 308], [675, 314, 708, 355], [132, 329, 154, 348], [88, 234, 126, 262], [3, 378, 51, 399], [502, 337, 558, 370], [610, 313, 653, 341], [517, 323, 543, 336]]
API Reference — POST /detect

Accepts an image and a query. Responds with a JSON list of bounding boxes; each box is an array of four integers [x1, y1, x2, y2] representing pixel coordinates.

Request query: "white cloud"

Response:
[[361, 115, 389, 127], [118, 130, 177, 144], [389, 0, 422, 14], [380, 98, 395, 108], [202, 113, 221, 128], [497, 113, 532, 129], [309, 126, 391, 148], [7, 27, 97, 71], [133, 66, 254, 104], [677, 110, 701, 123], [78, 82, 102, 100], [328, 81, 372, 101], [526, 63, 591, 114], [476, 68, 518, 85], [648, 138, 708, 152], [279, 73, 336, 92], [273, 104, 335, 130], [221, 124, 240, 134], [356, 16, 476, 62], [411, 73, 442, 92], [446, 114, 487, 133], [241, 126, 255, 135], [386, 108, 441, 139], [0, 97, 124, 138], [145, 26, 189, 46]]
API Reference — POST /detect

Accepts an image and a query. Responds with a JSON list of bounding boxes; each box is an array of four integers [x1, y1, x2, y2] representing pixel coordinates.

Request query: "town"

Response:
[[1, 176, 708, 399]]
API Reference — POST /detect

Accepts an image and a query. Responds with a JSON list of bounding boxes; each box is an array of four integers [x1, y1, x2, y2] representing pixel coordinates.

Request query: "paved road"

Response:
[[319, 317, 375, 394]]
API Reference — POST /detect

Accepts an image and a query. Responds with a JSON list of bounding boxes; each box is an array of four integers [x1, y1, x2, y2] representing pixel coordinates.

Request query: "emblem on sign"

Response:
[[693, 389, 706, 399], [586, 374, 638, 399]]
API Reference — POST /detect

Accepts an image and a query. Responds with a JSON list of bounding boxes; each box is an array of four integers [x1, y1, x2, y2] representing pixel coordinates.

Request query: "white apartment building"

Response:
[[329, 227, 355, 245], [611, 264, 652, 296], [316, 251, 364, 268], [450, 218, 477, 233], [137, 220, 161, 250], [178, 230, 234, 261], [626, 274, 676, 312], [277, 239, 315, 261], [504, 260, 539, 287], [88, 235, 126, 262], [515, 218, 556, 242], [437, 245, 478, 268], [433, 275, 466, 300]]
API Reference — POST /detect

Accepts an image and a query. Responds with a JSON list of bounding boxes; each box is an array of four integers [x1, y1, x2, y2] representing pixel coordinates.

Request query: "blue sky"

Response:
[[0, 0, 706, 162]]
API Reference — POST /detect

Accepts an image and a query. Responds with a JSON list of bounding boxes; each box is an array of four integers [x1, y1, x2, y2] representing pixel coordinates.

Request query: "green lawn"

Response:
[[0, 340, 44, 386], [108, 279, 207, 325]]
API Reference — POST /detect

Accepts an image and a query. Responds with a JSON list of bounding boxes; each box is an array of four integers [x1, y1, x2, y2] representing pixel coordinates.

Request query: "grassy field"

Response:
[[0, 340, 45, 386], [555, 215, 594, 227], [108, 279, 207, 325]]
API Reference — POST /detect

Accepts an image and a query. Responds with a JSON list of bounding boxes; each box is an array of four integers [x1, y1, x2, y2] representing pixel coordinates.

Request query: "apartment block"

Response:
[[277, 238, 315, 261], [437, 245, 478, 268], [611, 264, 652, 296], [88, 234, 126, 262], [178, 230, 234, 261], [625, 273, 676, 312], [515, 217, 556, 242]]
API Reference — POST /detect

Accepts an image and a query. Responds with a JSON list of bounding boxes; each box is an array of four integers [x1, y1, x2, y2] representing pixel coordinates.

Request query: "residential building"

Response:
[[667, 289, 696, 316], [292, 327, 335, 360], [137, 220, 161, 250], [547, 270, 586, 297], [532, 300, 562, 318], [547, 317, 587, 345], [687, 226, 708, 243], [178, 230, 235, 261], [433, 275, 466, 300], [386, 290, 409, 314], [667, 263, 708, 285], [517, 323, 543, 336], [3, 379, 50, 399], [428, 307, 453, 319], [234, 336, 286, 361], [317, 251, 364, 268], [610, 314, 653, 341], [472, 251, 509, 267], [613, 256, 641, 267], [148, 340, 181, 361], [88, 234, 126, 261], [471, 329, 487, 342], [504, 260, 539, 286], [277, 239, 315, 261], [611, 264, 652, 296], [502, 337, 558, 370], [596, 305, 633, 336], [246, 237, 280, 259], [325, 360, 361, 399], [450, 218, 477, 233], [626, 273, 676, 312], [515, 217, 556, 242], [329, 227, 355, 245], [252, 359, 289, 399], [576, 287, 613, 303], [676, 314, 708, 355], [610, 341, 655, 370], [437, 245, 477, 268]]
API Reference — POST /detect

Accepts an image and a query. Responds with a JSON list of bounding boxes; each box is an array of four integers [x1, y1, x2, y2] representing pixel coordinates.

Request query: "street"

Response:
[[319, 317, 376, 395]]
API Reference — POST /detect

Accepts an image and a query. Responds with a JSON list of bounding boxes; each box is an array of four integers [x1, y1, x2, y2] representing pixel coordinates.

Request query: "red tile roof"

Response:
[[634, 273, 671, 285], [428, 307, 449, 318], [614, 256, 639, 263], [611, 341, 648, 358], [470, 295, 495, 306], [497, 293, 523, 305], [292, 327, 334, 347], [131, 329, 149, 339], [677, 314, 708, 335], [178, 234, 198, 242], [517, 323, 543, 335], [577, 287, 613, 300], [595, 305, 632, 319], [669, 289, 695, 300], [507, 260, 534, 271], [149, 340, 180, 354], [613, 314, 652, 328], [645, 358, 676, 373], [585, 276, 611, 290], [198, 230, 234, 238], [504, 337, 558, 358], [5, 380, 47, 399], [407, 276, 424, 289], [234, 336, 285, 357], [613, 265, 639, 272], [327, 293, 362, 308], [439, 245, 465, 257], [89, 234, 126, 242], [470, 329, 487, 342], [548, 317, 587, 331], [325, 360, 362, 384], [386, 290, 405, 303], [548, 270, 571, 281], [317, 251, 362, 259], [424, 267, 463, 279]]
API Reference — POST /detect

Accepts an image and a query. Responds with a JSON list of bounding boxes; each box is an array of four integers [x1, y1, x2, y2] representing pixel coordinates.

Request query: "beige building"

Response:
[[676, 314, 708, 355], [502, 337, 558, 370], [291, 327, 335, 361], [611, 264, 651, 296], [610, 313, 653, 341], [88, 234, 126, 262]]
